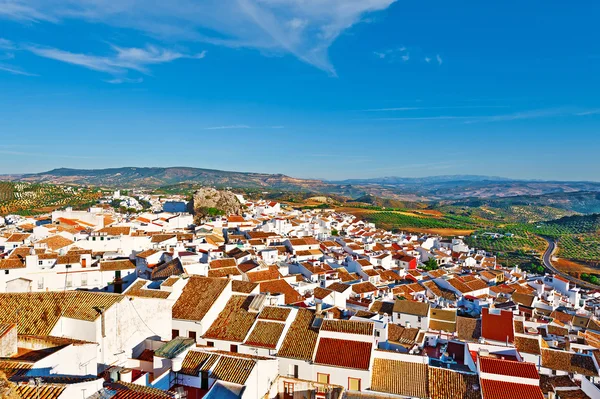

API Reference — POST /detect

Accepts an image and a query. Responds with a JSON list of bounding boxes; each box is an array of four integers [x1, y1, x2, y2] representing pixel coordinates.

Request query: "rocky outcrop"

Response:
[[191, 188, 242, 223]]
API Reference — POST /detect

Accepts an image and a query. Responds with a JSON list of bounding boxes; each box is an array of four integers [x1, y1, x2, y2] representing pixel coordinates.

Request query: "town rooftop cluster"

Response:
[[0, 192, 599, 399]]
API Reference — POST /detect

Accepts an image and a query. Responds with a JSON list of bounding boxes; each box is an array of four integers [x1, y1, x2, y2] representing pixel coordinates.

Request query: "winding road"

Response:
[[540, 236, 600, 290]]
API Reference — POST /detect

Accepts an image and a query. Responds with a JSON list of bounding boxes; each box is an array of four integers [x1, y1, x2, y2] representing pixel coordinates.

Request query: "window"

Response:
[[317, 373, 330, 384], [37, 277, 44, 290], [206, 341, 214, 347], [348, 378, 361, 391], [375, 330, 380, 337], [38, 260, 43, 266], [65, 264, 72, 269], [66, 274, 72, 288], [4, 270, 8, 275], [418, 316, 422, 322], [81, 273, 87, 286], [189, 331, 197, 342], [172, 329, 179, 339], [288, 364, 299, 378], [230, 344, 238, 353]]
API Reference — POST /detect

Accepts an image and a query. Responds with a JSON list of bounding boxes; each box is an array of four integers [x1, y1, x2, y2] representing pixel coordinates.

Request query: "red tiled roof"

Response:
[[313, 337, 372, 370], [482, 308, 514, 343], [479, 357, 539, 379], [480, 379, 544, 399]]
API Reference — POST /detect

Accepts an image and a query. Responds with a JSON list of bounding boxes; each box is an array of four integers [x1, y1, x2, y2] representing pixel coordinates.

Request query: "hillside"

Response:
[[11, 167, 332, 191]]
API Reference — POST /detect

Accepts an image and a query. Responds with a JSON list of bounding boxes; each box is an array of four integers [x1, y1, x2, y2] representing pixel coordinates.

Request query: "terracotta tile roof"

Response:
[[180, 351, 219, 376], [151, 234, 176, 243], [247, 266, 282, 283], [124, 280, 171, 299], [207, 266, 241, 278], [36, 235, 74, 251], [313, 287, 332, 300], [388, 324, 419, 346], [351, 281, 378, 295], [541, 349, 598, 376], [244, 320, 285, 349], [259, 279, 303, 305], [480, 379, 544, 399], [211, 355, 255, 385], [278, 308, 318, 361], [371, 358, 428, 398], [12, 384, 66, 399], [0, 291, 122, 335], [172, 276, 229, 321], [106, 381, 176, 398], [8, 247, 32, 259], [428, 367, 480, 399], [151, 258, 185, 280], [321, 319, 374, 336], [479, 357, 539, 379], [327, 282, 351, 293], [209, 258, 237, 269], [514, 335, 541, 355], [456, 317, 482, 342], [393, 300, 429, 317], [231, 280, 258, 294], [97, 226, 131, 236], [430, 308, 456, 322], [204, 295, 258, 342], [5, 233, 30, 242], [512, 292, 535, 307], [0, 258, 25, 270], [136, 249, 159, 259], [0, 361, 32, 378], [314, 337, 371, 370], [257, 306, 290, 322], [100, 259, 136, 271], [56, 254, 81, 265], [370, 301, 394, 316], [482, 308, 514, 343]]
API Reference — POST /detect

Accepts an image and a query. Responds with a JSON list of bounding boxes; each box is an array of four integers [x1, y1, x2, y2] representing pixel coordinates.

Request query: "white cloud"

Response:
[[0, 63, 38, 76], [25, 44, 205, 74], [104, 77, 144, 84], [1, 0, 397, 75], [203, 125, 252, 130], [436, 54, 442, 65], [401, 53, 409, 61], [373, 51, 386, 59], [424, 57, 431, 63], [202, 124, 284, 130], [0, 38, 15, 49]]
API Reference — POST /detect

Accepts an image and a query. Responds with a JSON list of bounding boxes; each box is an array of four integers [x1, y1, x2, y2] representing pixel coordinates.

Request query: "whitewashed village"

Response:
[[1, 190, 600, 399]]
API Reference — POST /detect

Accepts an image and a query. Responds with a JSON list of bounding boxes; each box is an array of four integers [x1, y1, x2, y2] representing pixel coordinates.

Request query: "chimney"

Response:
[[316, 302, 322, 313], [0, 324, 18, 358]]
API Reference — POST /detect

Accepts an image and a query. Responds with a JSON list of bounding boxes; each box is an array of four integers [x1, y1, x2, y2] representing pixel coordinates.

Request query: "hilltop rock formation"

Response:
[[191, 188, 242, 223]]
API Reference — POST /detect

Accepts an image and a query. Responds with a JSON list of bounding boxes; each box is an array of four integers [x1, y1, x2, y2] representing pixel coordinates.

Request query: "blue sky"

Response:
[[1, 0, 599, 181]]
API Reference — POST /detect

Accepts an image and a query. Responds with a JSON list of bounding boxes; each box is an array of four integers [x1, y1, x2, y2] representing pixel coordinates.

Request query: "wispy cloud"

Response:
[[370, 107, 600, 123], [202, 124, 284, 130], [373, 47, 409, 62], [0, 38, 15, 49], [364, 105, 509, 112], [104, 77, 144, 84], [436, 54, 442, 65], [25, 44, 206, 74], [203, 125, 252, 130], [424, 57, 431, 63], [1, 0, 397, 75], [0, 63, 38, 76], [575, 109, 600, 116]]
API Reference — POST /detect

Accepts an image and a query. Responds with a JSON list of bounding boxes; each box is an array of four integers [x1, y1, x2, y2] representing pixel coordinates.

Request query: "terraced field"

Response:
[[0, 181, 101, 215]]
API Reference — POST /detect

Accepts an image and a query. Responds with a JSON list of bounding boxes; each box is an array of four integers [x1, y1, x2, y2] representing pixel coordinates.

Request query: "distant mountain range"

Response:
[[3, 167, 600, 204]]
